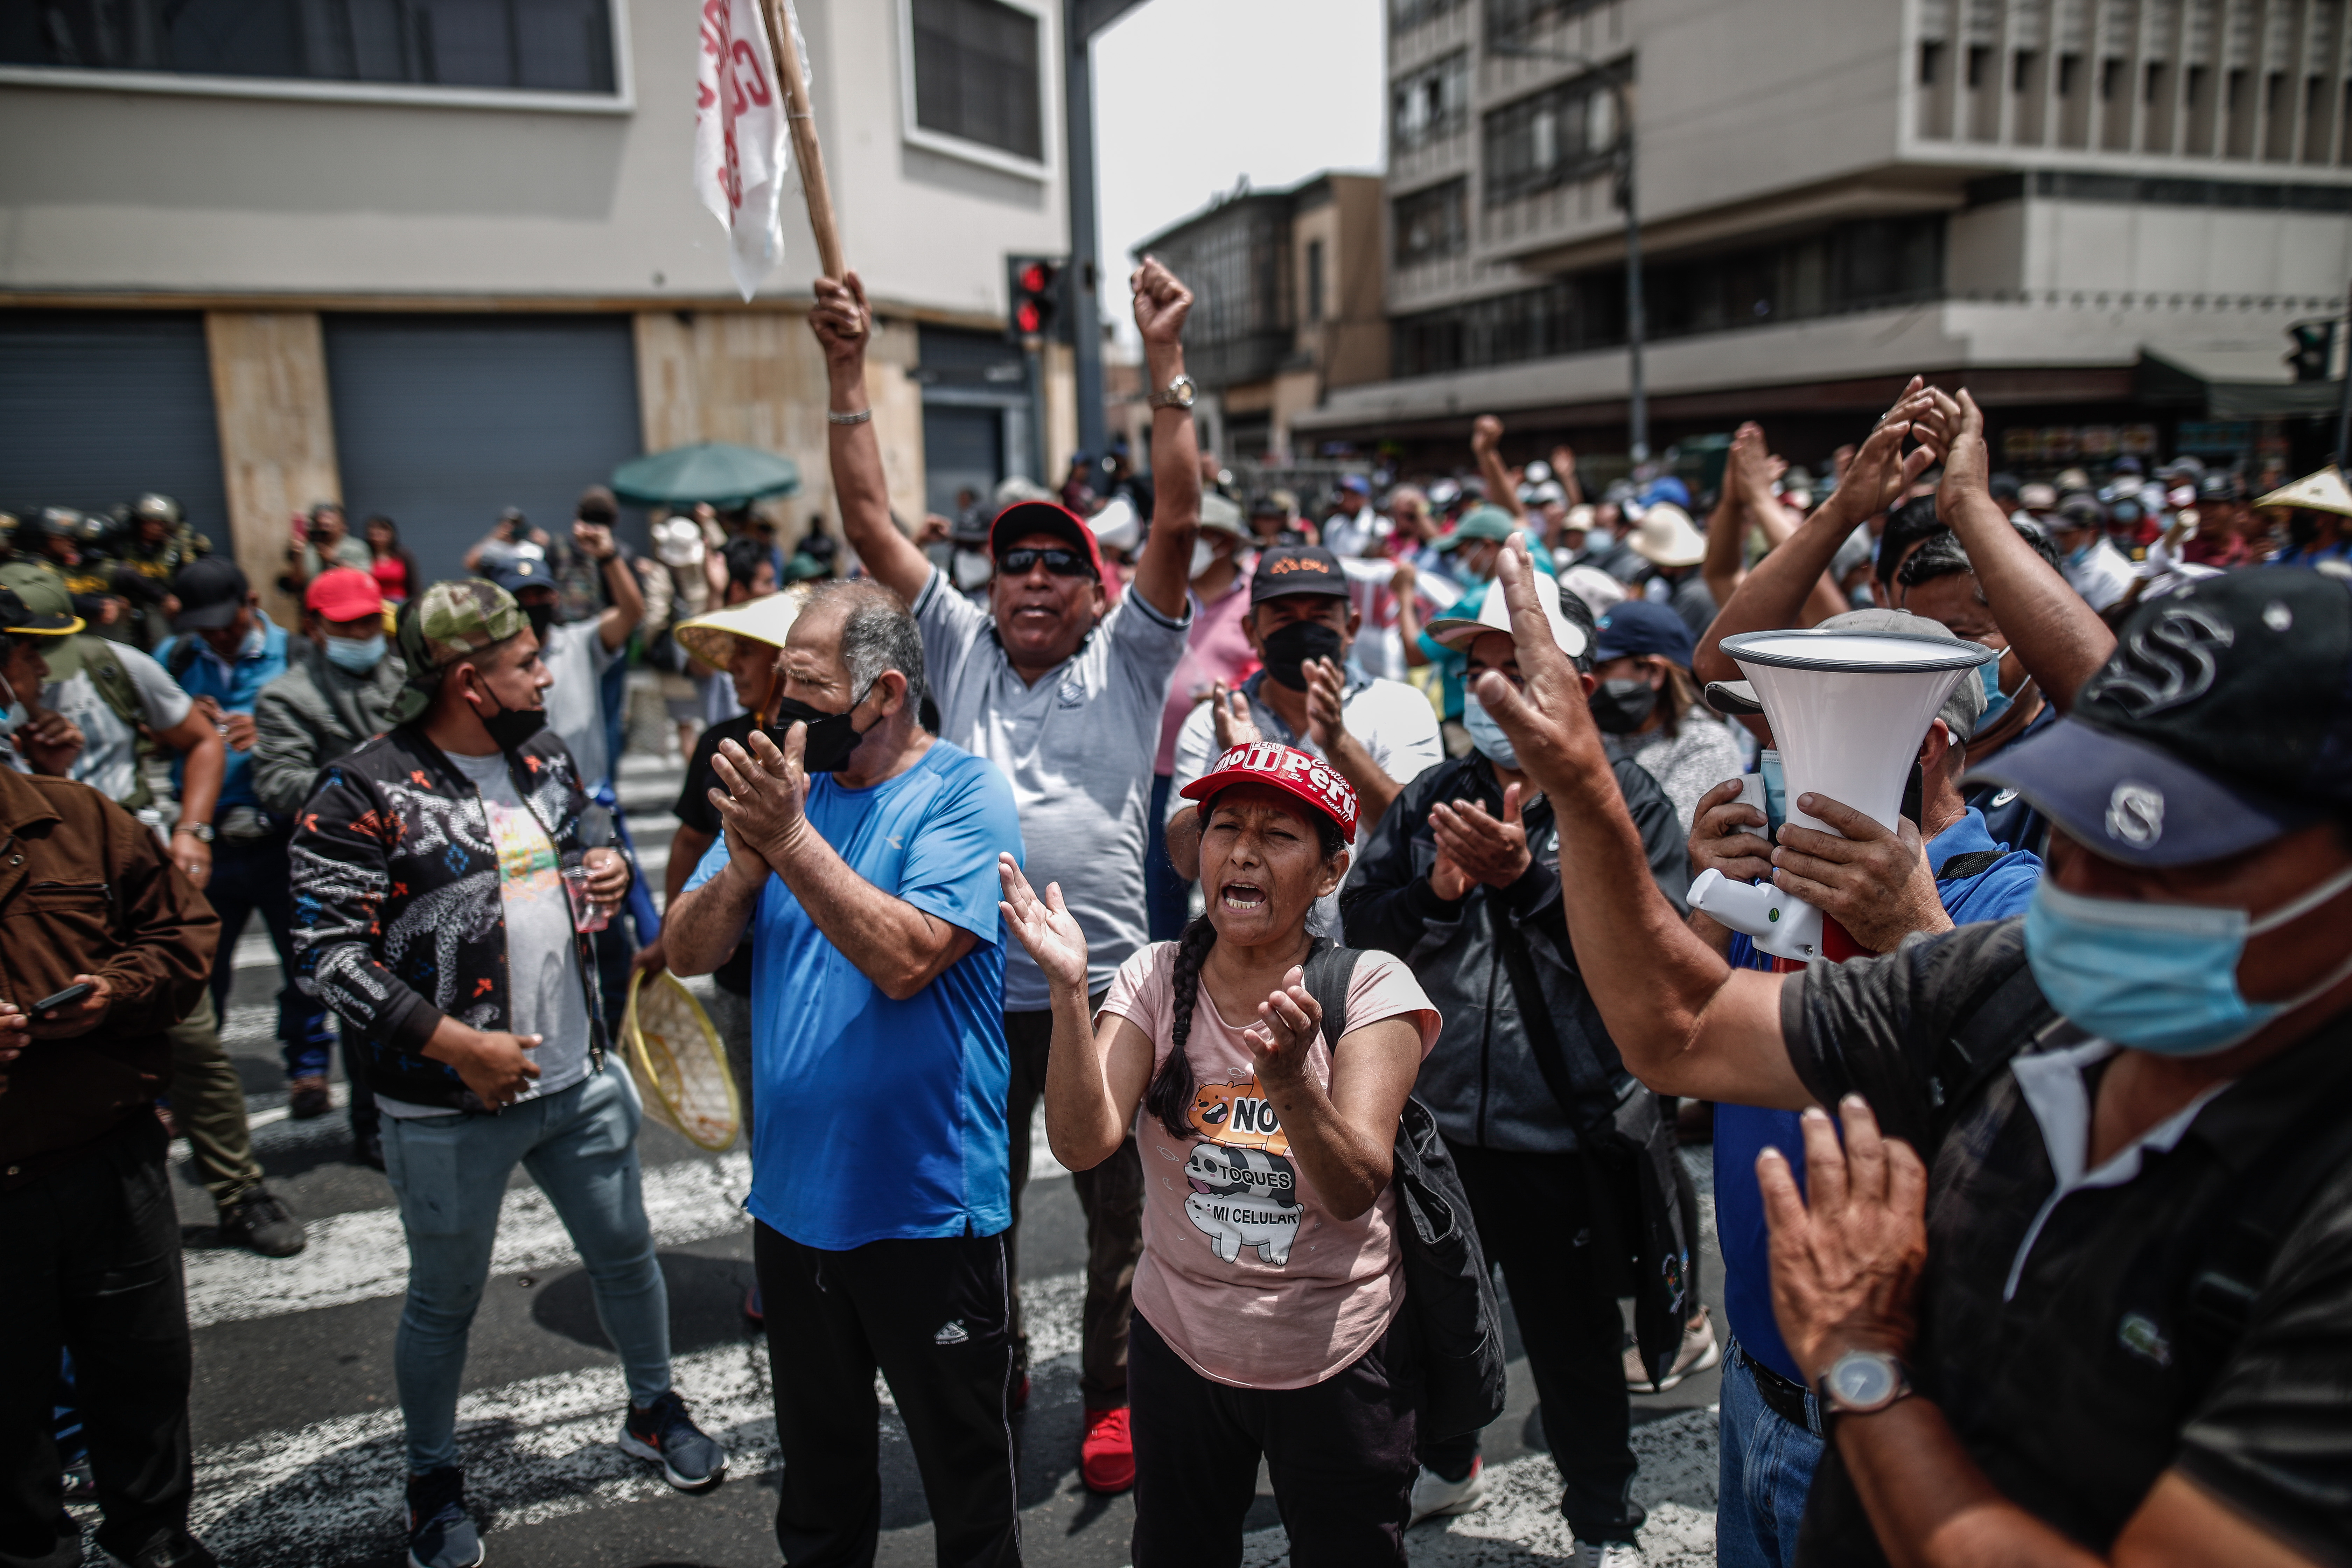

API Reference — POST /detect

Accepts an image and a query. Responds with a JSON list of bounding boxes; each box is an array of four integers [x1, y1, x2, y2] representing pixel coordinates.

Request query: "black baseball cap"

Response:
[[171, 556, 252, 631], [1964, 571, 2352, 866], [488, 557, 556, 597], [989, 500, 1104, 581], [1249, 545, 1350, 604]]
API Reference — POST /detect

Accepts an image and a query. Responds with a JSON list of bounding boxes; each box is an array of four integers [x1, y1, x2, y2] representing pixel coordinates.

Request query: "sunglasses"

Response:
[[997, 547, 1097, 580]]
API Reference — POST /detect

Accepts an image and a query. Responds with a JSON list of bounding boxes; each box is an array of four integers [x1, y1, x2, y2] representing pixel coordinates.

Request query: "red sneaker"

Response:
[[1079, 1406, 1134, 1494]]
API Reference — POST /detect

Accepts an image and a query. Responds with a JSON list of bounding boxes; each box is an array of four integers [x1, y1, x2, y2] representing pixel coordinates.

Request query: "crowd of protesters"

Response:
[[6, 251, 2352, 1568]]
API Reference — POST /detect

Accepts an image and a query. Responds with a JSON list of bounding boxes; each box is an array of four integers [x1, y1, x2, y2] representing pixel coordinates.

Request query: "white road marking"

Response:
[[179, 1274, 1088, 1568]]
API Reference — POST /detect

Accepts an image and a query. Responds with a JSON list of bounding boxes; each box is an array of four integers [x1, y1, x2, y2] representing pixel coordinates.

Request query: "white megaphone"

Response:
[[1687, 628, 1995, 964]]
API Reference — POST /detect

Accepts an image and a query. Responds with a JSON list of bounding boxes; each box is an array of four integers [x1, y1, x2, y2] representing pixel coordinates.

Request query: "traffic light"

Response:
[[1006, 255, 1063, 344], [2287, 319, 2336, 382]]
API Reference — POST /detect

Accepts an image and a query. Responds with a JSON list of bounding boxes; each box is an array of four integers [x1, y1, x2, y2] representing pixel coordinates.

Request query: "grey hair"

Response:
[[807, 579, 927, 719]]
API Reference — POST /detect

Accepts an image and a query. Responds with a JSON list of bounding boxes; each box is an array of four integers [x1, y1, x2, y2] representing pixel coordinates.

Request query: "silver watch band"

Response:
[[827, 407, 874, 426]]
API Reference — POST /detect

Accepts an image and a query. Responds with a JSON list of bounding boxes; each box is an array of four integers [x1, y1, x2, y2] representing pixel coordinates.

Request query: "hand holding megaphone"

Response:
[[1767, 793, 1950, 954]]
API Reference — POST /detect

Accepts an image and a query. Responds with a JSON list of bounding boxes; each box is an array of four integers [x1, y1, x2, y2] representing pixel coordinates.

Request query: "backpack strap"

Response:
[[1935, 848, 2010, 883], [1303, 940, 1364, 1055], [78, 638, 145, 733]]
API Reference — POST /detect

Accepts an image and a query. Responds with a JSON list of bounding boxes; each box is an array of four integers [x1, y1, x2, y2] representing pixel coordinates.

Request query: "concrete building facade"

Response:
[[1, 0, 1073, 618], [1133, 172, 1390, 466], [1310, 0, 2352, 476]]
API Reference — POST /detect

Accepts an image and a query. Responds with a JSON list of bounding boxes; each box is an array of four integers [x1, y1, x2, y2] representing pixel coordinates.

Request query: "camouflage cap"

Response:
[[391, 579, 527, 722]]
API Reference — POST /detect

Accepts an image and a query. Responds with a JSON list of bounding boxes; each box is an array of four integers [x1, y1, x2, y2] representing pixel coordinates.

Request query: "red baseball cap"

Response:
[[306, 566, 385, 622], [1179, 742, 1359, 841], [990, 500, 1106, 583]]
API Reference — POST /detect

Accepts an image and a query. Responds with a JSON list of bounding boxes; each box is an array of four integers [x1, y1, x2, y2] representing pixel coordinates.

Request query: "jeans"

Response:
[[379, 1069, 671, 1474], [1144, 774, 1192, 943], [1, 1118, 196, 1568], [1716, 1340, 1826, 1568], [203, 830, 337, 1086]]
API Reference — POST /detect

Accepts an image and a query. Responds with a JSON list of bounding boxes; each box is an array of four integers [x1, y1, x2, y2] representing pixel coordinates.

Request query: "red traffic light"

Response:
[[1020, 262, 1051, 294], [1015, 301, 1043, 334]]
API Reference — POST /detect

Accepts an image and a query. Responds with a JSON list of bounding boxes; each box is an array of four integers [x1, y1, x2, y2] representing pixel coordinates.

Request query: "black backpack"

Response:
[[1302, 943, 1508, 1442]]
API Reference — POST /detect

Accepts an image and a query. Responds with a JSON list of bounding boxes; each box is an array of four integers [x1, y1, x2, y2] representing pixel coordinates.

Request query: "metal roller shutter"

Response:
[[0, 310, 232, 547], [324, 314, 643, 583]]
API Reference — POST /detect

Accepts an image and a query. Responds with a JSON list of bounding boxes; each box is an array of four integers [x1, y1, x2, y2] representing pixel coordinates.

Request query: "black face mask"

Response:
[[1588, 677, 1660, 735], [524, 603, 556, 645], [1259, 619, 1345, 690], [471, 679, 548, 754], [770, 681, 876, 773]]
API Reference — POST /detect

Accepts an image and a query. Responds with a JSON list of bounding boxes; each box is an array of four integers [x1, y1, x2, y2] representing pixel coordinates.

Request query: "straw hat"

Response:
[[672, 583, 810, 670], [2254, 464, 2352, 517], [1630, 503, 1706, 568]]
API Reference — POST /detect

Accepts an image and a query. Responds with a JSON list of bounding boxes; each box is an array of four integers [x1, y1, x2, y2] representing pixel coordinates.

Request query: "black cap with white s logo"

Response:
[[1963, 570, 2352, 866]]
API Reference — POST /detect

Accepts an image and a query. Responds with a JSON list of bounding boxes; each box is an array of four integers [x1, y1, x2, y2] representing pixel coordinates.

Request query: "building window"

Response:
[[1393, 180, 1469, 266], [1392, 277, 1620, 378], [1919, 40, 1941, 86], [1482, 67, 1623, 207], [1, 0, 616, 92], [1391, 0, 1466, 30], [910, 0, 1043, 163], [1486, 0, 1606, 54], [1306, 239, 1327, 323], [1393, 50, 1471, 152]]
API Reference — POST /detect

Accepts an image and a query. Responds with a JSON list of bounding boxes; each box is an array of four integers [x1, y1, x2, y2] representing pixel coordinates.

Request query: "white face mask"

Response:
[[951, 549, 994, 591], [1190, 537, 1218, 578]]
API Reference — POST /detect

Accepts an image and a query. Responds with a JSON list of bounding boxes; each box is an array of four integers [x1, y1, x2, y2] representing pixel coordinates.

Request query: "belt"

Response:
[[1732, 1340, 1821, 1436]]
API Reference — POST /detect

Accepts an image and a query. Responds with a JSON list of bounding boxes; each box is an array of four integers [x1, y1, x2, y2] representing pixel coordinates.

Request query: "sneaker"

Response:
[[216, 1189, 306, 1258], [101, 1528, 217, 1568], [1409, 1456, 1486, 1525], [1079, 1406, 1134, 1493], [288, 1075, 332, 1119], [1626, 1309, 1720, 1393], [619, 1389, 728, 1492], [1578, 1542, 1644, 1568], [405, 1466, 482, 1568]]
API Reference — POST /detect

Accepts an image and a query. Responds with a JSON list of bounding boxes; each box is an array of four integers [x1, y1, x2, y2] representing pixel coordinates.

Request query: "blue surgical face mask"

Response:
[[1977, 655, 2014, 729], [2065, 538, 2095, 568], [1462, 692, 1517, 770], [325, 633, 385, 674], [2024, 864, 2352, 1056]]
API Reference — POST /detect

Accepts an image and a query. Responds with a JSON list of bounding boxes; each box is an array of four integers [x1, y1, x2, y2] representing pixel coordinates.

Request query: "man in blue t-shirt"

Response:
[[664, 579, 1026, 1567], [1687, 656, 2042, 1568]]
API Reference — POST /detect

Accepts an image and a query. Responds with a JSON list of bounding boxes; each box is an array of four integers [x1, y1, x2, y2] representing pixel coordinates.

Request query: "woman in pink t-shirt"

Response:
[[999, 741, 1439, 1566]]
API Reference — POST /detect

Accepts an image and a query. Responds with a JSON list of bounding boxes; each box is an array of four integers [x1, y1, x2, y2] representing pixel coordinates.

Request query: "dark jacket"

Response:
[[288, 724, 608, 1112], [0, 768, 218, 1185], [1341, 753, 1689, 1153], [251, 637, 408, 820]]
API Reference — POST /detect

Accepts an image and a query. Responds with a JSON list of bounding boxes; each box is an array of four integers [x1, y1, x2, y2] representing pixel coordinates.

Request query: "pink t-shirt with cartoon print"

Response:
[[1100, 941, 1440, 1390]]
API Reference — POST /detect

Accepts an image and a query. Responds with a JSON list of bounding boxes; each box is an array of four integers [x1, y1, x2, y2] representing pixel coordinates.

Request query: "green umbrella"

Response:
[[610, 442, 800, 507]]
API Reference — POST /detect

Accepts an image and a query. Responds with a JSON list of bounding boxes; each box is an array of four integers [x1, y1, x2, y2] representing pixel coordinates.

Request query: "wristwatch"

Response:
[[174, 821, 215, 844], [1148, 373, 1197, 412], [1817, 1349, 1912, 1417]]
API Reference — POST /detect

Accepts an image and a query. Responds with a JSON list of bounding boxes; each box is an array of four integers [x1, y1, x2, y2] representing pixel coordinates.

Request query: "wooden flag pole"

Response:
[[757, 0, 845, 281]]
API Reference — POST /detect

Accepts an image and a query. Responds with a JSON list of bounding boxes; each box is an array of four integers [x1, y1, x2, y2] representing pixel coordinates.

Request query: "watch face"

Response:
[[1827, 1353, 1896, 1409]]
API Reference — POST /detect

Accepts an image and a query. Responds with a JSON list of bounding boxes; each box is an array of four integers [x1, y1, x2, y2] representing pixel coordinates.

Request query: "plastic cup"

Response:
[[560, 865, 611, 932]]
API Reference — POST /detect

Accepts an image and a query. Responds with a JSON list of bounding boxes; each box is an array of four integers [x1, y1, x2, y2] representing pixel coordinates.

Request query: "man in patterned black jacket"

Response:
[[288, 579, 726, 1568]]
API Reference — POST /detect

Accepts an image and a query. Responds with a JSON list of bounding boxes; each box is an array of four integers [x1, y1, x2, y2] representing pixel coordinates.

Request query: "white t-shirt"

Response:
[[43, 642, 193, 803], [379, 749, 594, 1118], [541, 618, 620, 792], [1169, 669, 1443, 934]]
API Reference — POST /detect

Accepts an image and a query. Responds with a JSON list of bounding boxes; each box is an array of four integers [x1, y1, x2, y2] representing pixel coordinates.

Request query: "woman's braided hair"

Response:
[[1140, 788, 1349, 1142]]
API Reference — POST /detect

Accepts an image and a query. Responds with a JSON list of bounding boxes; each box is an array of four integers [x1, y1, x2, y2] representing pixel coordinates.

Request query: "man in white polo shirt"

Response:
[[807, 254, 1202, 1493]]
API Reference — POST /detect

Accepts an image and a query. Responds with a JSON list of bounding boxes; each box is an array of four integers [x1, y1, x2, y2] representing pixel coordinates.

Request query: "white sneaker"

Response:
[[1408, 1456, 1486, 1525], [1626, 1308, 1722, 1392], [1579, 1540, 1645, 1568]]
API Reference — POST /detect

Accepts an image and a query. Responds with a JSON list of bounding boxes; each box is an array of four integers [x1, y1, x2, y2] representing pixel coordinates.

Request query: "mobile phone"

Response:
[[33, 981, 93, 1014]]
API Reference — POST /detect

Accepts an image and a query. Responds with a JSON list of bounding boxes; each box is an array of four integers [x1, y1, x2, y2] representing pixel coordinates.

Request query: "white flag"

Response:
[[694, 0, 791, 301]]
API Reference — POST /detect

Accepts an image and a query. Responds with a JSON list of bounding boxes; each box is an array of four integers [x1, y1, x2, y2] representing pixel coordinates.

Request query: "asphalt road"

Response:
[[95, 752, 1728, 1567]]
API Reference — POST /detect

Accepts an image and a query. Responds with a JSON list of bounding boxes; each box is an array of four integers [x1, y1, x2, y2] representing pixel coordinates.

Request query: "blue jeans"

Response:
[[380, 1069, 671, 1474], [1146, 774, 1192, 943], [1717, 1340, 1826, 1568], [204, 831, 338, 1084]]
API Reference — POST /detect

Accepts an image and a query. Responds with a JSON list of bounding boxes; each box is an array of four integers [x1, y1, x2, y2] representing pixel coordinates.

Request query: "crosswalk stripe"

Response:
[[183, 1273, 1090, 1568]]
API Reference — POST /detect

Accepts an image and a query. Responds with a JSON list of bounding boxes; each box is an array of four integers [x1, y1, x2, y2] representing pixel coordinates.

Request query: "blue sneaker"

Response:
[[618, 1389, 728, 1492], [405, 1466, 483, 1568]]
